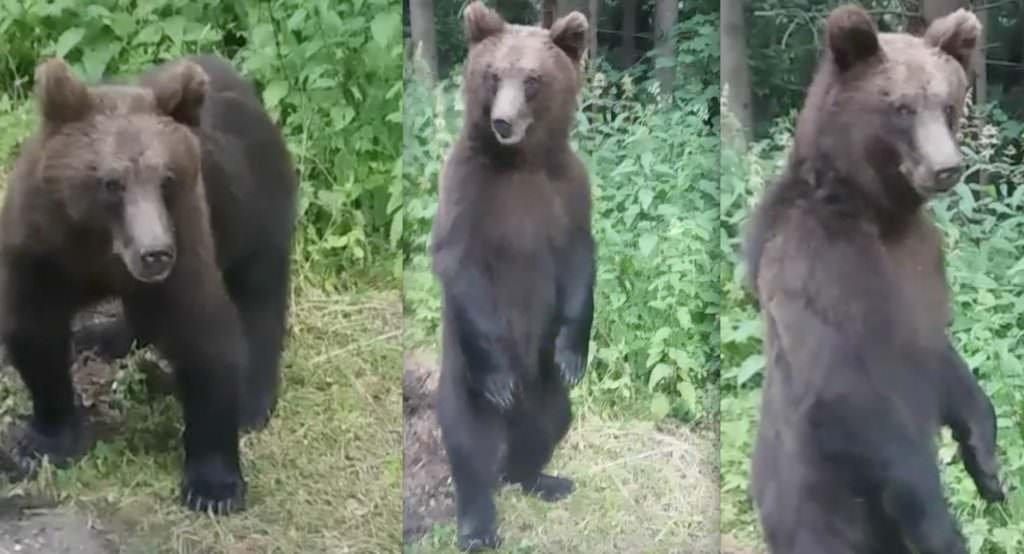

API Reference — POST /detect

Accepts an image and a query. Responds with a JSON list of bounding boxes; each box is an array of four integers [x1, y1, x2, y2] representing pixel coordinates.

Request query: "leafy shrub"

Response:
[[0, 0, 402, 284]]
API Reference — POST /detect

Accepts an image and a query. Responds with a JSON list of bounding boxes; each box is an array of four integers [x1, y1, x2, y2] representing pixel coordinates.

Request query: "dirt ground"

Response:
[[0, 497, 113, 554], [402, 353, 453, 543], [0, 300, 171, 554]]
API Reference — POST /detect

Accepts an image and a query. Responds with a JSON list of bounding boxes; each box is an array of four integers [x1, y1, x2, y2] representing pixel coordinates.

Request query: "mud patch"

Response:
[[402, 352, 454, 543]]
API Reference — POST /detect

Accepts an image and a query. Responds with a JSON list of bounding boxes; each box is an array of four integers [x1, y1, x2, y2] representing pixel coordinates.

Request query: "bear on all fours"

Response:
[[430, 2, 596, 551], [744, 5, 1004, 554], [0, 54, 296, 515]]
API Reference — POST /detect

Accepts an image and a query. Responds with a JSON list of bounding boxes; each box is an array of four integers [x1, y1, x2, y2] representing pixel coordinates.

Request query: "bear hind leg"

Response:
[[503, 383, 575, 502], [224, 250, 290, 433]]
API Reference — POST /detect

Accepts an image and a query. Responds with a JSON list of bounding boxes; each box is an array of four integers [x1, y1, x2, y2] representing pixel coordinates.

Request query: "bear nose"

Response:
[[935, 164, 963, 190], [140, 248, 176, 272], [491, 118, 513, 139]]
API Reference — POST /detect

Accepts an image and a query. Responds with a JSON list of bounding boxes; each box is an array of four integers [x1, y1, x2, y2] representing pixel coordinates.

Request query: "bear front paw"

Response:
[[960, 445, 1006, 502], [181, 457, 247, 515], [4, 415, 93, 479], [457, 532, 502, 552], [555, 345, 586, 387], [481, 371, 517, 410]]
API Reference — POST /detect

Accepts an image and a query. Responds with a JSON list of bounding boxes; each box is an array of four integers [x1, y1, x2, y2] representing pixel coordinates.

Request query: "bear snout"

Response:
[[491, 118, 513, 140], [139, 247, 177, 279]]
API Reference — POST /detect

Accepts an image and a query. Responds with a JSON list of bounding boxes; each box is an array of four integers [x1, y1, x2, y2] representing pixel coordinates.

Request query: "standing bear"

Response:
[[430, 2, 595, 550], [744, 5, 1004, 553], [0, 55, 296, 515]]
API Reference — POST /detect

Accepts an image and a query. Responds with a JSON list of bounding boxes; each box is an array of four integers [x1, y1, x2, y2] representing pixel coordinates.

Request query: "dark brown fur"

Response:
[[1, 55, 296, 515], [429, 2, 594, 550], [743, 7, 1003, 554]]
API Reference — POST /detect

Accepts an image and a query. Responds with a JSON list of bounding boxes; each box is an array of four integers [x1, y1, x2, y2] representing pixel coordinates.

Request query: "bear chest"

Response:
[[475, 175, 571, 259], [882, 221, 951, 340]]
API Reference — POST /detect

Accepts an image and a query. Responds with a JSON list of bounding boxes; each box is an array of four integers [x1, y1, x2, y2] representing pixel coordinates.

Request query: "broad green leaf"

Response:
[[54, 27, 85, 58]]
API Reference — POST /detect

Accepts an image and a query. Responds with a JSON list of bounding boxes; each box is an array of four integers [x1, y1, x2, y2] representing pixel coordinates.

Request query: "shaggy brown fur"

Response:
[[428, 2, 594, 550], [743, 7, 1004, 554], [0, 55, 296, 516]]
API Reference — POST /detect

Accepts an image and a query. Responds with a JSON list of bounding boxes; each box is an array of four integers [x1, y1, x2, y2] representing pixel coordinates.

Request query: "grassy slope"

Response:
[[0, 100, 402, 553]]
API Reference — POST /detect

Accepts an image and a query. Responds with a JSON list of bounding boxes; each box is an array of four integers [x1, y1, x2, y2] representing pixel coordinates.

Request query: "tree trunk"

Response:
[[587, 0, 599, 56], [541, 0, 556, 28], [654, 0, 678, 95], [974, 3, 987, 106], [622, 0, 638, 66], [409, 0, 438, 83], [721, 0, 753, 144], [922, 0, 965, 22]]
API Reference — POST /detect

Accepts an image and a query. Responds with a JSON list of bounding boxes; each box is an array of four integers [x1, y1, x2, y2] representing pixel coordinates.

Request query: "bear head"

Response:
[[31, 57, 209, 283], [460, 1, 588, 150], [793, 5, 981, 215]]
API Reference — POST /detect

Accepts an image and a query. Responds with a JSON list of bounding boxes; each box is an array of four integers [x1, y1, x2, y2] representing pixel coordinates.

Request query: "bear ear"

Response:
[[35, 58, 92, 126], [825, 4, 882, 73], [551, 11, 588, 63], [144, 60, 209, 127], [924, 8, 981, 73], [464, 1, 505, 44]]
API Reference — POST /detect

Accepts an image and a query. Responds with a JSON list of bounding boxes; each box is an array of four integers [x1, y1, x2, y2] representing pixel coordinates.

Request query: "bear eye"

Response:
[[524, 76, 540, 95], [161, 174, 176, 189], [102, 178, 124, 195], [896, 104, 916, 117]]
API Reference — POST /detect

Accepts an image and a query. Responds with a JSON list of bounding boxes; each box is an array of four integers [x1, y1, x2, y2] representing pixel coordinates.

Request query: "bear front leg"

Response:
[[553, 230, 595, 387], [940, 342, 1005, 502], [131, 279, 248, 515], [442, 265, 520, 410], [1, 264, 91, 474]]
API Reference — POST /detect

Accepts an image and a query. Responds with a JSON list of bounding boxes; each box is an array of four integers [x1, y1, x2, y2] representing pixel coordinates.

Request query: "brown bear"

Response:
[[743, 6, 1004, 553], [429, 2, 594, 550], [0, 55, 296, 515]]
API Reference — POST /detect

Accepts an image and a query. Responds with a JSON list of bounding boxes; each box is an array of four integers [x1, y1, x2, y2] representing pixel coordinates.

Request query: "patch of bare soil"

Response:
[[0, 497, 113, 554], [402, 352, 454, 543], [0, 300, 174, 552]]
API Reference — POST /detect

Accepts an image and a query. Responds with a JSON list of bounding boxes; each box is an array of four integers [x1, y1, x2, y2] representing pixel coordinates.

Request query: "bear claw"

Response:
[[482, 372, 516, 410], [556, 349, 586, 387], [457, 529, 501, 552], [3, 416, 93, 480], [519, 473, 575, 502], [180, 459, 247, 516]]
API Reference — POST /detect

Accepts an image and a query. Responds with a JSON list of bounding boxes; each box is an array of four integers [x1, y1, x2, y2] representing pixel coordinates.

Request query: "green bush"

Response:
[[0, 0, 402, 285], [719, 97, 1024, 551], [402, 13, 719, 422]]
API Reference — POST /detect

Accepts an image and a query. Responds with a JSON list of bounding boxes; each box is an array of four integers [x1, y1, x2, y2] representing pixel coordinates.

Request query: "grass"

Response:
[[0, 44, 402, 551], [404, 394, 719, 554], [0, 287, 402, 553]]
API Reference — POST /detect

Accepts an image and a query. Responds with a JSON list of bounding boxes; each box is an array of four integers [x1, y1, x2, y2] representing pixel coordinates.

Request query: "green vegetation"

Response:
[[0, 1, 403, 552], [721, 3, 1024, 552]]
